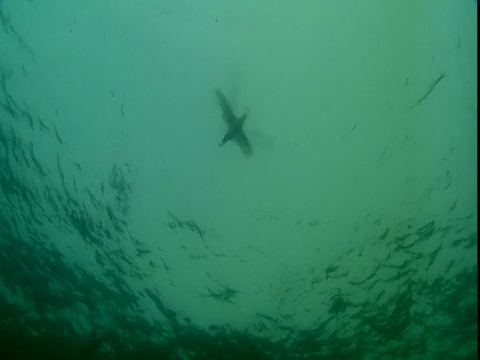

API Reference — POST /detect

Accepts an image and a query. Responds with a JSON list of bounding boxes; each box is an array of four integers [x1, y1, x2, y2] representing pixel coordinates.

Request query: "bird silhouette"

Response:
[[215, 89, 252, 156]]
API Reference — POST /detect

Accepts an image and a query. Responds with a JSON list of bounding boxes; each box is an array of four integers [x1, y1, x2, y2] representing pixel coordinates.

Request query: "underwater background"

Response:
[[0, 0, 477, 359]]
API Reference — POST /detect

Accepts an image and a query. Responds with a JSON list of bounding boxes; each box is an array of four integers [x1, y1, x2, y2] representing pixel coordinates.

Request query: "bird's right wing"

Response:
[[215, 89, 235, 126], [235, 129, 253, 156]]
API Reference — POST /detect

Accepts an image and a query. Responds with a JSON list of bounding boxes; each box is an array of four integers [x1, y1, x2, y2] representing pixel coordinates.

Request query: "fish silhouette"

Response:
[[215, 89, 252, 156]]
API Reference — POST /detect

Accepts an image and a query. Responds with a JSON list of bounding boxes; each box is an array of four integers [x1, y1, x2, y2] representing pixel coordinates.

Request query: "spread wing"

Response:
[[235, 129, 253, 156], [215, 89, 235, 126]]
